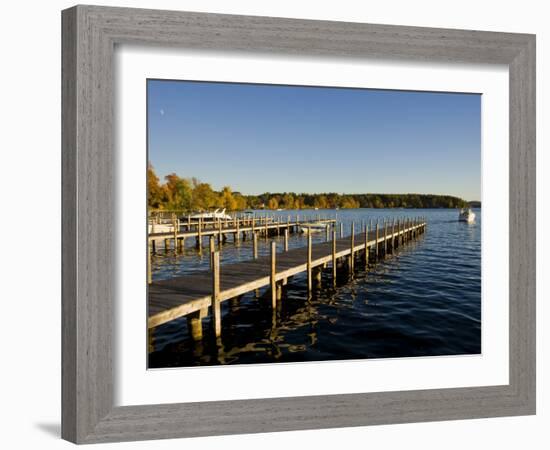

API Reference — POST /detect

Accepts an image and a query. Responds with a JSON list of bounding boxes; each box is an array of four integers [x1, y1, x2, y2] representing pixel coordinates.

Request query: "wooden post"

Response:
[[211, 251, 221, 337], [364, 224, 369, 266], [307, 232, 312, 293], [197, 217, 202, 251], [236, 219, 240, 244], [209, 236, 215, 270], [375, 221, 379, 260], [340, 222, 344, 238], [332, 226, 337, 284], [147, 241, 152, 284], [264, 218, 268, 239], [284, 228, 289, 251], [270, 241, 277, 309], [253, 232, 258, 259], [173, 215, 178, 252], [325, 224, 330, 241], [218, 218, 223, 245], [349, 222, 355, 273]]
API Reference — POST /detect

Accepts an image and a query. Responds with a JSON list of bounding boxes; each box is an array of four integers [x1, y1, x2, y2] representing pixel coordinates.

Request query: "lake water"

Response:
[[148, 208, 481, 367]]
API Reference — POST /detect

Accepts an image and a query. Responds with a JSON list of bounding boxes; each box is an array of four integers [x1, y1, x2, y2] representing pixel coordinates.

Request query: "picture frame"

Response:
[[61, 4, 536, 444]]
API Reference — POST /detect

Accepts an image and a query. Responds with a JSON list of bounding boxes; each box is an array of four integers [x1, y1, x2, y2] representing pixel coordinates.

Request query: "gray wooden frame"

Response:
[[62, 5, 536, 444]]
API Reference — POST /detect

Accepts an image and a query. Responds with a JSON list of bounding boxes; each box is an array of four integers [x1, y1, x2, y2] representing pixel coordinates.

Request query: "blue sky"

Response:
[[147, 80, 481, 201]]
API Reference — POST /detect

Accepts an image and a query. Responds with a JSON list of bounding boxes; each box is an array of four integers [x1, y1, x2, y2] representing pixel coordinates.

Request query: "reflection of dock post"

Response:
[[349, 222, 355, 273], [187, 311, 203, 341], [384, 219, 388, 258], [211, 251, 221, 337], [332, 226, 337, 284], [391, 219, 395, 253], [284, 228, 289, 252], [270, 241, 277, 309], [307, 232, 312, 293]]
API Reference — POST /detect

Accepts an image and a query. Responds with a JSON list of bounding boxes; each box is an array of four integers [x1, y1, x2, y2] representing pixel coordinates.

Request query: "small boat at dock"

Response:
[[187, 208, 232, 221], [458, 208, 476, 223], [300, 222, 329, 234]]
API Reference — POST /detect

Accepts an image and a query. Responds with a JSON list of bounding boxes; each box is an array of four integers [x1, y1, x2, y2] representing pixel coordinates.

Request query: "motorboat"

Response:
[[300, 222, 329, 234], [187, 208, 233, 221], [458, 208, 476, 223]]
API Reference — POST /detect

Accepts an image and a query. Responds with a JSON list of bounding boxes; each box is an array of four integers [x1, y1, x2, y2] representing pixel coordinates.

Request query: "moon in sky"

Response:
[[160, 109, 165, 116]]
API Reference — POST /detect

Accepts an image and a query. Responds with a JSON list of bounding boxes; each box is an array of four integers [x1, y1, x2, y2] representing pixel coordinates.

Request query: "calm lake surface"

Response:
[[148, 208, 481, 368]]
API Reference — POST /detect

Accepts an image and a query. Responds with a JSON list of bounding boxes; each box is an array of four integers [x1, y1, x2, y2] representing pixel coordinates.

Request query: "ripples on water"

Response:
[[149, 208, 481, 367]]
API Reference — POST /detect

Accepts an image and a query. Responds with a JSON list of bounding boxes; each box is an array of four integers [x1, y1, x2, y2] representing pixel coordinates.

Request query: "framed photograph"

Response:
[[62, 5, 535, 444]]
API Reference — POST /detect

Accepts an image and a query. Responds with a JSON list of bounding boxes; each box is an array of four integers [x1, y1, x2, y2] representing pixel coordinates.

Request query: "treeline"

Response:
[[148, 166, 468, 211]]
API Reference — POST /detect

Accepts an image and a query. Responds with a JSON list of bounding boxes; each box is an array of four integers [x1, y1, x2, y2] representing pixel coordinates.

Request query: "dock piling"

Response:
[[332, 226, 337, 284], [350, 222, 355, 273], [375, 222, 379, 260], [211, 251, 221, 337], [307, 232, 312, 293], [364, 225, 369, 266], [147, 241, 152, 284], [209, 236, 215, 270]]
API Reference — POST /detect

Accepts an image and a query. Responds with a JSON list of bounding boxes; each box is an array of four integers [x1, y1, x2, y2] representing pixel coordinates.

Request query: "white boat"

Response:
[[300, 222, 329, 234], [458, 208, 476, 223], [188, 208, 233, 221]]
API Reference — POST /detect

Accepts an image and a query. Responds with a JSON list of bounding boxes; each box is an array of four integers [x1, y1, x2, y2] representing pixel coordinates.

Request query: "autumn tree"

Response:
[[267, 197, 279, 210], [220, 186, 238, 211], [147, 164, 164, 209], [192, 182, 217, 211]]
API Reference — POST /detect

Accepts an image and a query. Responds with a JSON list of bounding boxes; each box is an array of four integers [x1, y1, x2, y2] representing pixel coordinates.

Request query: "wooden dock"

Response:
[[148, 217, 427, 341], [148, 215, 336, 252]]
